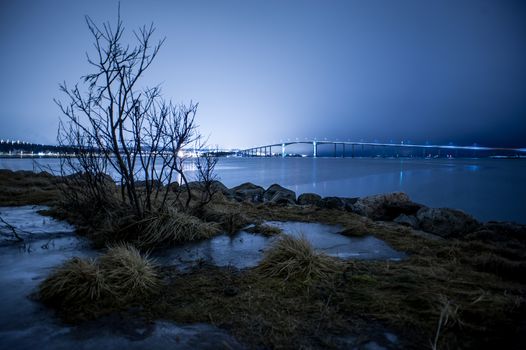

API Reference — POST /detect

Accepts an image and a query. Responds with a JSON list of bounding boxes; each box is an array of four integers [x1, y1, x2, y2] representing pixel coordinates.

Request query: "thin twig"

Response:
[[0, 215, 25, 242]]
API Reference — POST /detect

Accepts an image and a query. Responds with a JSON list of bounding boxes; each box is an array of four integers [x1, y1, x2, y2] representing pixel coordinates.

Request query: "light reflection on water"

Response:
[[465, 164, 481, 172]]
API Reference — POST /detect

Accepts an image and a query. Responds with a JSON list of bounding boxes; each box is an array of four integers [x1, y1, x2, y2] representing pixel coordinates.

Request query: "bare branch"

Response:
[[0, 216, 25, 242]]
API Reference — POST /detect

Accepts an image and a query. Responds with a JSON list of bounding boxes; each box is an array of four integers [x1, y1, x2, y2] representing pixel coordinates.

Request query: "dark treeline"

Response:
[[0, 140, 78, 155]]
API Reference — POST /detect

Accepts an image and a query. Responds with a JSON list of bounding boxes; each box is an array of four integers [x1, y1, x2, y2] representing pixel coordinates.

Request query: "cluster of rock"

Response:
[[215, 181, 503, 239]]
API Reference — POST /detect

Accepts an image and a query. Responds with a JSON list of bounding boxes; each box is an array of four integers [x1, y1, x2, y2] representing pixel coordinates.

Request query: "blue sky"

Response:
[[1, 0, 525, 148]]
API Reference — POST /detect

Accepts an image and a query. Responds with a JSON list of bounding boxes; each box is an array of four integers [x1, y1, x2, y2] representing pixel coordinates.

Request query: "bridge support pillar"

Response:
[[352, 144, 355, 158], [313, 141, 317, 158], [342, 143, 345, 158], [281, 143, 285, 158], [334, 143, 336, 157]]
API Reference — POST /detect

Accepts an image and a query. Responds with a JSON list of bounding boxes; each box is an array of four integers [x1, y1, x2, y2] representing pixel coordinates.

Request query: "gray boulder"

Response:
[[186, 180, 230, 195], [341, 197, 359, 209], [230, 182, 265, 203], [317, 196, 357, 210], [263, 184, 296, 205], [383, 201, 423, 220], [318, 196, 346, 210], [167, 182, 179, 192], [210, 180, 230, 195], [416, 207, 480, 238], [394, 214, 419, 229], [352, 192, 412, 220], [135, 179, 162, 189], [297, 193, 322, 205], [185, 181, 203, 190], [269, 191, 296, 205]]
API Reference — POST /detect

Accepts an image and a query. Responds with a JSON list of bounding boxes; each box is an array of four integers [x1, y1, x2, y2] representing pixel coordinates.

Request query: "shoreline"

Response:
[[2, 157, 525, 225]]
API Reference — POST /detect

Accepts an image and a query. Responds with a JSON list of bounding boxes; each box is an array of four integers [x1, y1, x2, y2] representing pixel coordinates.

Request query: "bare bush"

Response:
[[55, 8, 202, 220], [195, 150, 219, 207]]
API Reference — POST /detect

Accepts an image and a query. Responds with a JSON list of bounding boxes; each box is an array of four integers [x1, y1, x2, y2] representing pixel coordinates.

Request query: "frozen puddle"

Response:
[[0, 206, 245, 350], [0, 320, 243, 350], [269, 221, 406, 261], [0, 205, 75, 238], [156, 220, 406, 269], [156, 231, 269, 269]]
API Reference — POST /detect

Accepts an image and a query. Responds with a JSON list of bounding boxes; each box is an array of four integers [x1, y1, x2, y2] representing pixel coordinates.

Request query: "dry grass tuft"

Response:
[[39, 257, 105, 305], [431, 295, 460, 350], [258, 234, 342, 282], [471, 253, 526, 282], [138, 208, 219, 247], [198, 204, 251, 234], [39, 243, 159, 320], [99, 243, 159, 301], [245, 223, 283, 236]]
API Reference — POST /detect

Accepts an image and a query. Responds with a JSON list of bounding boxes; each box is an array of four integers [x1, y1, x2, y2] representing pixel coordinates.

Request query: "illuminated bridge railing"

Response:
[[238, 141, 525, 158]]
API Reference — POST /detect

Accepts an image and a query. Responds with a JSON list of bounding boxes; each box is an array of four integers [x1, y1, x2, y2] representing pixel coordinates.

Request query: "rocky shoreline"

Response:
[[206, 180, 525, 242]]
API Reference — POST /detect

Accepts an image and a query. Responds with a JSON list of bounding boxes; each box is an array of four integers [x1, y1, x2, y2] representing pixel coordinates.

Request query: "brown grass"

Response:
[[39, 243, 160, 321], [39, 257, 105, 305], [137, 208, 219, 247], [144, 203, 526, 349], [471, 253, 526, 282], [98, 243, 160, 301], [257, 235, 343, 283], [198, 203, 252, 234], [0, 170, 61, 206], [245, 223, 283, 236]]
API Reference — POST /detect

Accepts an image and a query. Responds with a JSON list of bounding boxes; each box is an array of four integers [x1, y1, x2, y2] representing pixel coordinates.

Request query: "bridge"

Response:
[[239, 140, 526, 158]]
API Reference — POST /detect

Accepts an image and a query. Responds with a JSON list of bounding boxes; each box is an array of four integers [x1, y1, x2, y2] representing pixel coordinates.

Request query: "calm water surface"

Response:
[[1, 157, 525, 223]]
